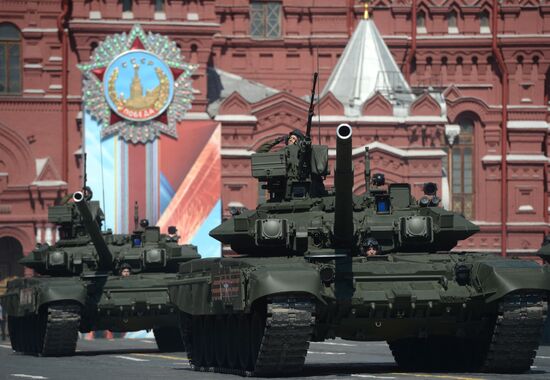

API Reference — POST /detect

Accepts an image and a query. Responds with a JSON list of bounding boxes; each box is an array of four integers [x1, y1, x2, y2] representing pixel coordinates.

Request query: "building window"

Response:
[[449, 119, 474, 219], [448, 10, 458, 34], [0, 23, 21, 95], [250, 2, 281, 39], [416, 11, 426, 34], [122, 0, 132, 12], [154, 0, 164, 12], [479, 11, 490, 34]]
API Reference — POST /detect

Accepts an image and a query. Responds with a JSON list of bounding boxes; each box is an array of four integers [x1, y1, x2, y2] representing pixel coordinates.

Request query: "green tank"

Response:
[[168, 76, 550, 375], [1, 189, 200, 356]]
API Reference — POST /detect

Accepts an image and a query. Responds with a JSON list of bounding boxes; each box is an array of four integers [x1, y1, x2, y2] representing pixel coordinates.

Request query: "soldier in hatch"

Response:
[[360, 237, 381, 257], [256, 129, 305, 153]]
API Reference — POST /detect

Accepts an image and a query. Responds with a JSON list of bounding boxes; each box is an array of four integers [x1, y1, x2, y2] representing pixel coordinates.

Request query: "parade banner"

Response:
[[79, 25, 220, 257]]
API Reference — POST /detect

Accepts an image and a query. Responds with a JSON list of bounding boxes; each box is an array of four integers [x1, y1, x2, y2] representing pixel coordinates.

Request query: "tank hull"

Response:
[[2, 273, 185, 355], [168, 253, 549, 375]]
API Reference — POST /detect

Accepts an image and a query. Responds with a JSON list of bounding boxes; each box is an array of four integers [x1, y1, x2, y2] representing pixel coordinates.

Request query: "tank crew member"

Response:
[[256, 129, 305, 153], [361, 237, 380, 257], [120, 263, 132, 277]]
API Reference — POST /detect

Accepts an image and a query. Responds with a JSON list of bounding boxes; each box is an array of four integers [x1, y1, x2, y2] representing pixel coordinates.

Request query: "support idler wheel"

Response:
[[153, 327, 185, 352]]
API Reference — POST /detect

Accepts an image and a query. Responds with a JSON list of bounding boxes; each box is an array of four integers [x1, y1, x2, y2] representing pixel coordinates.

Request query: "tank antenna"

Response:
[[134, 201, 139, 231], [317, 46, 321, 143]]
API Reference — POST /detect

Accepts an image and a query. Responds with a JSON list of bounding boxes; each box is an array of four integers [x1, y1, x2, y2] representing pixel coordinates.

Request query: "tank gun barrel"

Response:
[[333, 123, 354, 249], [73, 191, 113, 270]]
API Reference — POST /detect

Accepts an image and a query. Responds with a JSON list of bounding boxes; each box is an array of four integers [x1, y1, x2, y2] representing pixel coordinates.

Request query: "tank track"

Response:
[[40, 304, 81, 356], [389, 292, 547, 373], [480, 292, 547, 373], [187, 296, 315, 377]]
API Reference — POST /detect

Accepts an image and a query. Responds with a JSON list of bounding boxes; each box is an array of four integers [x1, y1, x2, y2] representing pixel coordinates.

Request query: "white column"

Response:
[[45, 225, 53, 245]]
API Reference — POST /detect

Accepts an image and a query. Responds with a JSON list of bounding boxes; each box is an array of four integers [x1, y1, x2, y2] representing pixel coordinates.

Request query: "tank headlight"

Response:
[[143, 248, 166, 265], [255, 219, 288, 246], [455, 264, 471, 286], [48, 250, 67, 267], [319, 267, 335, 285]]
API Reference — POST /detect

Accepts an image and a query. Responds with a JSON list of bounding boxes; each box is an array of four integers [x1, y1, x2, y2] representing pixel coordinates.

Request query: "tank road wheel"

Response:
[[225, 315, 239, 369], [478, 292, 548, 373], [40, 304, 81, 356], [203, 316, 216, 368], [190, 316, 204, 367], [214, 316, 227, 367], [153, 327, 185, 352], [237, 314, 252, 371]]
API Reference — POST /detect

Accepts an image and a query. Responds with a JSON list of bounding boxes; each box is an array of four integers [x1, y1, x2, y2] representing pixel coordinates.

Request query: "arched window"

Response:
[[416, 11, 426, 34], [0, 23, 21, 95], [448, 10, 458, 34], [450, 119, 474, 219]]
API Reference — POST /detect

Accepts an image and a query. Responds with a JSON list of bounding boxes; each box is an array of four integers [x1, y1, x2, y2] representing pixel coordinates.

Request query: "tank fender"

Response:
[[472, 260, 550, 303], [246, 265, 325, 308], [4, 278, 86, 316]]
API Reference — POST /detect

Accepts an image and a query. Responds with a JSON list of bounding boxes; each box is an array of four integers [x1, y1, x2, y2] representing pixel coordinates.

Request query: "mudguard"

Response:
[[4, 277, 86, 316], [246, 264, 324, 308], [473, 260, 550, 303]]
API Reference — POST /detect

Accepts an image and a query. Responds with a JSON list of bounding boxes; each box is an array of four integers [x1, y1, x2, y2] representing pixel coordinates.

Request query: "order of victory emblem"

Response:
[[79, 25, 197, 143]]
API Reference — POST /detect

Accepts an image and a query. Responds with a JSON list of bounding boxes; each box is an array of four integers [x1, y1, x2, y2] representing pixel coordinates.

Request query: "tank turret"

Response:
[[72, 191, 113, 270]]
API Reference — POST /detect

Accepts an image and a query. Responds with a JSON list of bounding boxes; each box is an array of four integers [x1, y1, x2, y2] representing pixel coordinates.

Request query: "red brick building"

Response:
[[1, 0, 550, 277]]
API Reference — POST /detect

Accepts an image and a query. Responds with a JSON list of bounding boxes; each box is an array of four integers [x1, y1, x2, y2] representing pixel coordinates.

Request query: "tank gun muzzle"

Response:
[[333, 124, 354, 249], [73, 191, 113, 270]]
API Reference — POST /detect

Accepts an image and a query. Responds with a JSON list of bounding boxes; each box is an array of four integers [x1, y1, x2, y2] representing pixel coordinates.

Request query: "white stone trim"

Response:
[[154, 12, 167, 21], [482, 154, 549, 163], [122, 11, 134, 20], [472, 220, 550, 227], [187, 12, 199, 21], [221, 149, 254, 157], [318, 115, 447, 123], [216, 115, 258, 122], [22, 28, 57, 33], [24, 89, 45, 94], [49, 84, 62, 90], [507, 120, 549, 130], [32, 180, 67, 187], [70, 19, 220, 27], [24, 64, 43, 69], [349, 141, 447, 158], [49, 56, 62, 62], [445, 124, 460, 145], [182, 112, 212, 120], [518, 205, 534, 212], [89, 11, 102, 20], [35, 158, 47, 177]]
